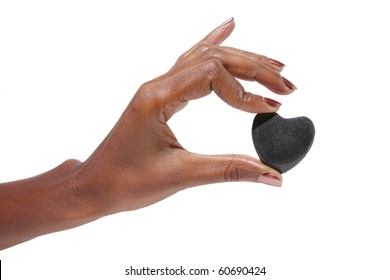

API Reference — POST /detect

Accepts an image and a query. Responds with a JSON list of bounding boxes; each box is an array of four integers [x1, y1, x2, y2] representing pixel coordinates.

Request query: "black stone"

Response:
[[252, 113, 315, 173]]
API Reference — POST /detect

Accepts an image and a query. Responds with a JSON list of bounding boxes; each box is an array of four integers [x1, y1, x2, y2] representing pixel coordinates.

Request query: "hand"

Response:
[[0, 18, 297, 249], [82, 18, 297, 214]]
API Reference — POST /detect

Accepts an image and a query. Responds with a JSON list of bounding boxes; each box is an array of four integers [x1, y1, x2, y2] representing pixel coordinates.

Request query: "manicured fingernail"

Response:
[[264, 97, 282, 108], [283, 77, 298, 90], [222, 17, 234, 25], [258, 173, 282, 187], [269, 58, 285, 68]]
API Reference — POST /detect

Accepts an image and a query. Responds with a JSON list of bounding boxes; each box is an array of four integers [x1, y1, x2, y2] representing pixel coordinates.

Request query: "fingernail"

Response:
[[269, 58, 285, 68], [258, 173, 282, 187], [222, 17, 234, 25], [282, 77, 298, 90], [264, 97, 282, 108]]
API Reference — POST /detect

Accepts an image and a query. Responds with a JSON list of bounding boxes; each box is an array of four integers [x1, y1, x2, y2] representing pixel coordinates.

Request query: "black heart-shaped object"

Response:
[[252, 113, 315, 173]]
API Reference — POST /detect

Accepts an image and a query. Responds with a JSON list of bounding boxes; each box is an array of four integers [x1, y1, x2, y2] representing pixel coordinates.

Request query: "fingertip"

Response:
[[282, 77, 298, 91], [203, 18, 235, 45], [256, 164, 283, 187], [252, 96, 281, 114], [263, 97, 282, 109], [268, 57, 285, 69], [268, 78, 297, 95], [216, 18, 235, 45], [222, 17, 235, 26], [258, 172, 283, 187]]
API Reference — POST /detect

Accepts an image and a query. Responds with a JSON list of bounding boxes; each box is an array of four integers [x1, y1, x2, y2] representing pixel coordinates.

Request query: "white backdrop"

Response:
[[1, 1, 389, 279]]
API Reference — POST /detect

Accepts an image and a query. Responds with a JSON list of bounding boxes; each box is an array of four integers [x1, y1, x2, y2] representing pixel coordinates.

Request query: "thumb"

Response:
[[184, 153, 282, 187]]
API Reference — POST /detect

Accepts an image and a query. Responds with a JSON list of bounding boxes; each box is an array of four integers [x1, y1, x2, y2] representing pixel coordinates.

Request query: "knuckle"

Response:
[[234, 91, 245, 110], [204, 46, 219, 58], [223, 156, 241, 182], [132, 82, 164, 115], [206, 58, 221, 68], [138, 81, 170, 99], [137, 82, 159, 102], [235, 91, 253, 109], [241, 91, 253, 103], [196, 42, 212, 53], [197, 43, 220, 58], [251, 67, 264, 81], [203, 59, 223, 84], [138, 81, 154, 94], [204, 58, 223, 74]]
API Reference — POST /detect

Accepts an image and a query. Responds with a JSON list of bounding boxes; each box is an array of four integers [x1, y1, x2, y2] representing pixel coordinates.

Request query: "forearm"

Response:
[[0, 159, 104, 250]]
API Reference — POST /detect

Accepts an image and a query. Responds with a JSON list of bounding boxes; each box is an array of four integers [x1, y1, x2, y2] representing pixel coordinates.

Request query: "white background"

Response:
[[1, 0, 389, 279]]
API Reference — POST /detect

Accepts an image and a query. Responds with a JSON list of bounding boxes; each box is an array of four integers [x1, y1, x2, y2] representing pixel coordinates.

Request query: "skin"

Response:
[[0, 18, 296, 250]]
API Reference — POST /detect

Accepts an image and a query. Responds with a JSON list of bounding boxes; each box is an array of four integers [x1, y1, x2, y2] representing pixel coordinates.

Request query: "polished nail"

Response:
[[222, 17, 234, 25], [282, 77, 298, 90], [258, 173, 282, 187], [264, 97, 282, 108], [269, 58, 285, 68]]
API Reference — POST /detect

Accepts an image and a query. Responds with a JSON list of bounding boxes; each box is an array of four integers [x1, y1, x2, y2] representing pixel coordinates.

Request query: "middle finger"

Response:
[[194, 45, 297, 94]]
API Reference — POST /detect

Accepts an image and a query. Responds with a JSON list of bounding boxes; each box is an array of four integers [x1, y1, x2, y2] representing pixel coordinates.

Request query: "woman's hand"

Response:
[[0, 18, 297, 249], [82, 18, 297, 214]]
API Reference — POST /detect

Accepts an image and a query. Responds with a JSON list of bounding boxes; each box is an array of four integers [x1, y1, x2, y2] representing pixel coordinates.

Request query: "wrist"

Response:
[[51, 159, 116, 229], [74, 159, 125, 219]]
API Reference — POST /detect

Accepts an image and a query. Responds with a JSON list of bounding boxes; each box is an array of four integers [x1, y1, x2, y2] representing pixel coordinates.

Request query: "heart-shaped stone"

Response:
[[252, 113, 315, 173]]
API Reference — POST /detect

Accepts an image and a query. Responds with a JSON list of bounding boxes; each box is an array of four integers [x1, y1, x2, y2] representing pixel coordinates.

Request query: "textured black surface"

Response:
[[252, 113, 315, 173]]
